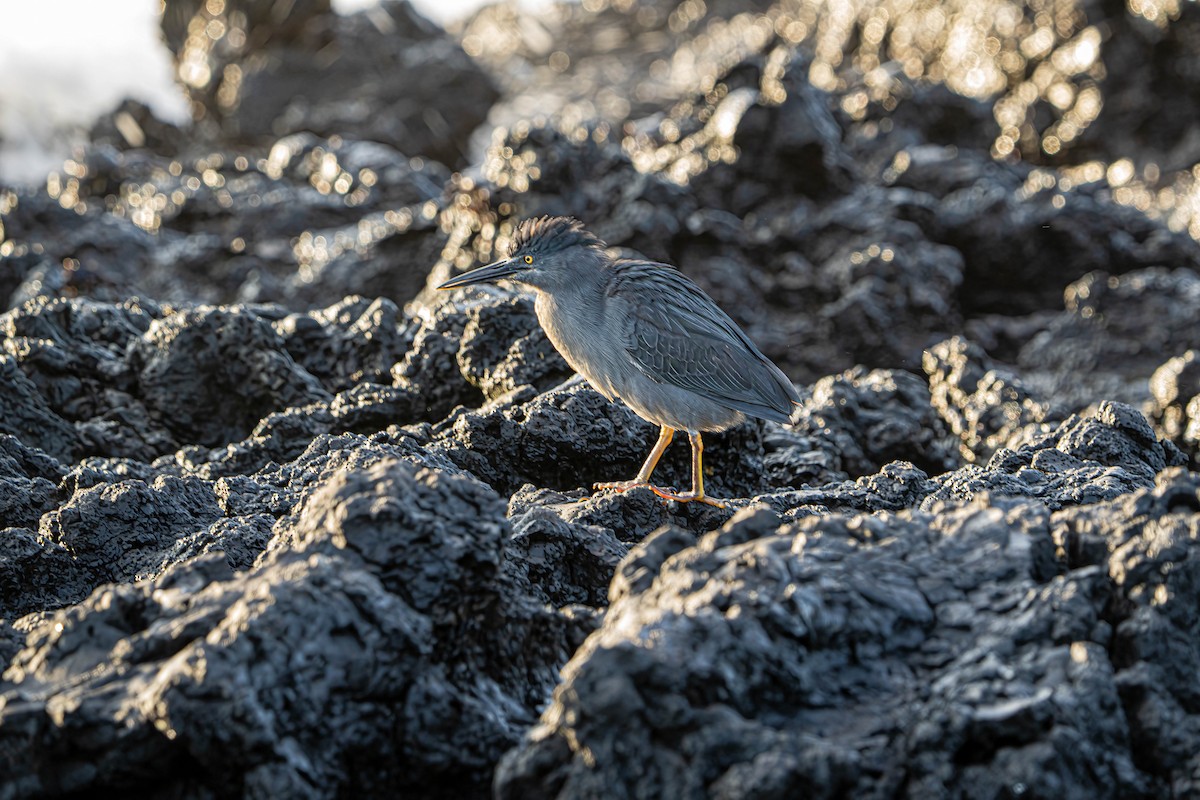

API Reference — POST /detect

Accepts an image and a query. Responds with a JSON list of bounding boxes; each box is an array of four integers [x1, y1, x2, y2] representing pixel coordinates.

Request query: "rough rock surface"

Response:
[[1, 0, 1199, 796]]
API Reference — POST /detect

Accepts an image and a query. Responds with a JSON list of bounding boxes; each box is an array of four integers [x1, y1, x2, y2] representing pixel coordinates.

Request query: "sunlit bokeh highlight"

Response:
[[456, 0, 1200, 243]]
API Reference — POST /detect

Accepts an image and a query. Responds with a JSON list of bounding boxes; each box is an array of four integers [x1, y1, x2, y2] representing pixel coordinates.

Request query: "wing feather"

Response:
[[608, 260, 800, 422]]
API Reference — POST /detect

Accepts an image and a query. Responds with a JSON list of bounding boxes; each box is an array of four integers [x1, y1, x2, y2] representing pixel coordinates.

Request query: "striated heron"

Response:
[[438, 216, 800, 507]]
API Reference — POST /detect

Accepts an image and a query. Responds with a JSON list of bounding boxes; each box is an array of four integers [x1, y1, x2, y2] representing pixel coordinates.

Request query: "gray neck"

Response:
[[529, 250, 621, 397], [533, 246, 610, 316]]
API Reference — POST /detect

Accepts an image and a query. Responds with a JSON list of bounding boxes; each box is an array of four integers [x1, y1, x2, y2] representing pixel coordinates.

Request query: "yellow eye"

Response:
[[523, 255, 534, 264]]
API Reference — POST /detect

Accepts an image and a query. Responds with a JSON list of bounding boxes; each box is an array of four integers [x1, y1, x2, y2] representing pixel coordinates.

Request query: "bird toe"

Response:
[[648, 486, 727, 509]]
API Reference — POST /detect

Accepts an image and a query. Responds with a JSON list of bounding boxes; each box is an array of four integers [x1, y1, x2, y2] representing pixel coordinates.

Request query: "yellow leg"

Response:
[[648, 431, 727, 509], [595, 426, 674, 491], [691, 431, 705, 499]]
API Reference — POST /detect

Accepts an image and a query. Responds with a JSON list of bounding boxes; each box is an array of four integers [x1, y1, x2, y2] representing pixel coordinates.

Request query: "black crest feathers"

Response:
[[509, 216, 605, 256]]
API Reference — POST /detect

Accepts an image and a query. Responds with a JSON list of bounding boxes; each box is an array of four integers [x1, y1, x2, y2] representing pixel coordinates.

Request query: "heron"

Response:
[[438, 216, 800, 507]]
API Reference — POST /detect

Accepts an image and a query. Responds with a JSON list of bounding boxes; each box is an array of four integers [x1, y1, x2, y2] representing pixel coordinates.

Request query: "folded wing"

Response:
[[608, 261, 800, 423]]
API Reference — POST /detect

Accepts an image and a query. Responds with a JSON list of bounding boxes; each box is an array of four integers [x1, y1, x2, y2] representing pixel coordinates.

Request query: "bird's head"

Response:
[[437, 216, 606, 293]]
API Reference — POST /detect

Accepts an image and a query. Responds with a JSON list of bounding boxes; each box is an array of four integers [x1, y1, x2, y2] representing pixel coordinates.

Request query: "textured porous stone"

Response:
[[0, 459, 579, 798], [131, 306, 331, 447], [497, 469, 1200, 799]]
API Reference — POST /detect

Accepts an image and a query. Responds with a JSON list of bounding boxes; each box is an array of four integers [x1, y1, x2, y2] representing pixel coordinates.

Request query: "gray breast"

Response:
[[534, 289, 745, 432], [534, 290, 623, 401]]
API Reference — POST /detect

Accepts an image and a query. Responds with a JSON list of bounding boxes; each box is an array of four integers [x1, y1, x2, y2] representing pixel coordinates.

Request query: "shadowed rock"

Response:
[[275, 295, 412, 394], [795, 367, 960, 477], [923, 402, 1187, 511], [160, 0, 497, 168], [1, 297, 163, 460], [887, 149, 1200, 318], [0, 356, 79, 462], [1017, 269, 1200, 409], [131, 306, 331, 448], [0, 135, 451, 311]]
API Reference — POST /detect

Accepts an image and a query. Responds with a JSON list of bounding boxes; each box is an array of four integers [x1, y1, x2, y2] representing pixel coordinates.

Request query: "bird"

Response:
[[437, 216, 801, 507]]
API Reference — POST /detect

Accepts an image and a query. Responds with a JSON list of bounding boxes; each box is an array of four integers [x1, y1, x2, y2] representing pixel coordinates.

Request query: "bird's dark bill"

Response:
[[436, 258, 521, 289]]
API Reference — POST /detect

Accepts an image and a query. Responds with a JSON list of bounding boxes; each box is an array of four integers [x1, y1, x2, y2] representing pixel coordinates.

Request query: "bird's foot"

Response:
[[594, 481, 728, 509], [647, 486, 728, 509]]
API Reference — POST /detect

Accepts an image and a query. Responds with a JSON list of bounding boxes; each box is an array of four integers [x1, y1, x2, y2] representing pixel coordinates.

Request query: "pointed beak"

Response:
[[436, 258, 522, 290]]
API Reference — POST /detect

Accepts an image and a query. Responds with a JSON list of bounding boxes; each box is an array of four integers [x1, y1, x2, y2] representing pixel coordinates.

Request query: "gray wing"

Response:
[[608, 260, 801, 423]]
